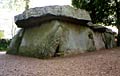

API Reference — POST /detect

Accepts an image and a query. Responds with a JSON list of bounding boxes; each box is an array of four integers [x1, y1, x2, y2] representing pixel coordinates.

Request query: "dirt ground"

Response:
[[0, 47, 120, 76]]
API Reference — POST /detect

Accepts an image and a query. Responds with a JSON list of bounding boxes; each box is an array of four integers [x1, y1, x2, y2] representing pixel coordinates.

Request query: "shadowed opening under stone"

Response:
[[54, 44, 60, 57]]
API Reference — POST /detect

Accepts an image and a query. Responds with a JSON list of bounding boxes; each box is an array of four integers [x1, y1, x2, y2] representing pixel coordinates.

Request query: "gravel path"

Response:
[[0, 48, 120, 76]]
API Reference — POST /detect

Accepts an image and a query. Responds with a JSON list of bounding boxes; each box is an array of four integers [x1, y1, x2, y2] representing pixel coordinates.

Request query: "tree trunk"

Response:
[[117, 26, 120, 46], [115, 0, 120, 46], [25, 0, 30, 10], [89, 0, 96, 24]]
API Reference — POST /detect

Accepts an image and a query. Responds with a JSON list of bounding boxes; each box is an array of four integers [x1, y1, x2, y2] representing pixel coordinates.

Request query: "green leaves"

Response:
[[72, 0, 117, 26], [72, 0, 120, 46]]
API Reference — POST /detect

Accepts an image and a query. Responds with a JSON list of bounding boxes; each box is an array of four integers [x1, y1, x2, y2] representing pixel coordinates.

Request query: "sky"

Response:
[[0, 9, 15, 38], [30, 0, 71, 8]]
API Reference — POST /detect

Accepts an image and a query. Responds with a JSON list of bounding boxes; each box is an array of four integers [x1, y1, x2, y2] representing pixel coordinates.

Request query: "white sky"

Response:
[[30, 0, 71, 8]]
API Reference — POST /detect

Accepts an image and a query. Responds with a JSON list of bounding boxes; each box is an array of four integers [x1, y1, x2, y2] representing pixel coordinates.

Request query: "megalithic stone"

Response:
[[7, 5, 116, 59], [14, 5, 91, 28]]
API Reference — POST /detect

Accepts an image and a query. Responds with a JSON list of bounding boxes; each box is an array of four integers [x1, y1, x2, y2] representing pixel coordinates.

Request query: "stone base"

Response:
[[7, 20, 115, 58]]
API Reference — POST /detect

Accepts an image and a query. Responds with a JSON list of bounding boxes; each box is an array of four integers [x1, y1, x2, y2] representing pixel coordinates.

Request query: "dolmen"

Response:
[[7, 5, 116, 58]]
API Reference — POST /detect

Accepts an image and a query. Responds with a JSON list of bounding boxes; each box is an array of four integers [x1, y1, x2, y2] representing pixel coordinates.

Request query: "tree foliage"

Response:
[[0, 0, 30, 11], [72, 0, 120, 46], [72, 0, 116, 25], [0, 31, 4, 39], [13, 0, 30, 10]]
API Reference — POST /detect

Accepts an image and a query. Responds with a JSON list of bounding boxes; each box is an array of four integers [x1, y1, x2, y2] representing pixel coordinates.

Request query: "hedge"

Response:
[[0, 39, 11, 51]]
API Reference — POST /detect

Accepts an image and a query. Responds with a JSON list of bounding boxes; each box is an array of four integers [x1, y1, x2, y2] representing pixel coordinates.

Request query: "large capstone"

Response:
[[7, 5, 116, 58], [15, 5, 91, 28]]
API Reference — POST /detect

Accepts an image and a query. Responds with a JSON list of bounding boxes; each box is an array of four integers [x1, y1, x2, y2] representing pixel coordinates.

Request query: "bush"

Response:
[[0, 39, 11, 51]]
